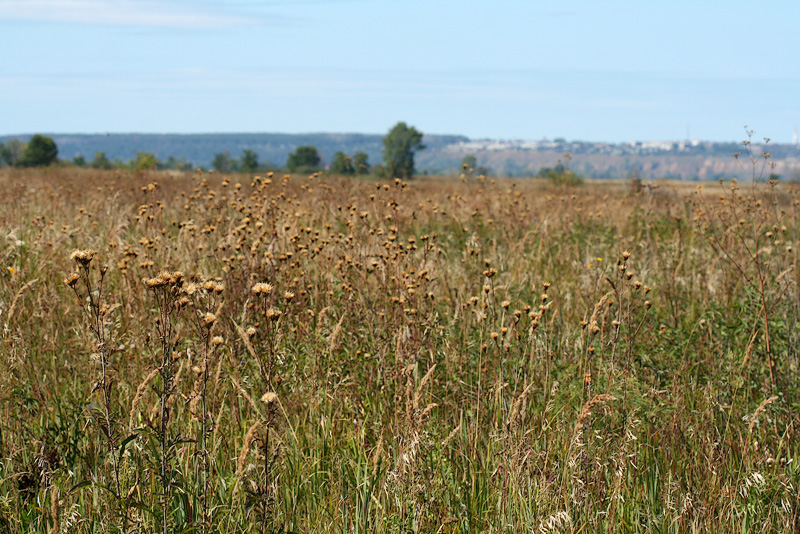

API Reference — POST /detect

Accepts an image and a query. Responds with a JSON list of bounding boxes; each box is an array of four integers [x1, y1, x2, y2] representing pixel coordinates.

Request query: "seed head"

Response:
[[252, 282, 274, 295], [64, 272, 80, 287], [202, 312, 217, 328], [145, 275, 168, 289], [211, 336, 224, 346], [70, 249, 96, 266], [261, 392, 278, 404]]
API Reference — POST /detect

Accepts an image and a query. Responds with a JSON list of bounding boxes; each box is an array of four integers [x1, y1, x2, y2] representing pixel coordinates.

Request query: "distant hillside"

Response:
[[431, 146, 800, 181], [3, 132, 800, 180], [0, 132, 468, 171]]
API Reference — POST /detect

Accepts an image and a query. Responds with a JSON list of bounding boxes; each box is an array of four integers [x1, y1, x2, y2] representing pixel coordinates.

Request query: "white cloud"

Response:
[[0, 0, 255, 27]]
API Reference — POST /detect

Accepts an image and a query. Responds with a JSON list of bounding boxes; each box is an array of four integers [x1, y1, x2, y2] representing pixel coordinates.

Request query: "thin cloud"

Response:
[[0, 0, 256, 28]]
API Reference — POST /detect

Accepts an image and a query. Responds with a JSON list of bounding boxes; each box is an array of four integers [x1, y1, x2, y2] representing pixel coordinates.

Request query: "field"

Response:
[[0, 167, 798, 533]]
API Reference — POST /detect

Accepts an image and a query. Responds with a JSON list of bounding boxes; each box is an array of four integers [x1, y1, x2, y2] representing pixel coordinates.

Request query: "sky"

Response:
[[1, 0, 799, 142]]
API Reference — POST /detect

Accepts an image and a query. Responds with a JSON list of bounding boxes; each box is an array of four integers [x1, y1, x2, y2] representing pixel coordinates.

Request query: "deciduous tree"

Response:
[[15, 134, 58, 167], [241, 149, 259, 173], [287, 146, 321, 173], [329, 151, 353, 175], [382, 122, 424, 179], [212, 151, 239, 173], [353, 151, 370, 175], [91, 152, 113, 170]]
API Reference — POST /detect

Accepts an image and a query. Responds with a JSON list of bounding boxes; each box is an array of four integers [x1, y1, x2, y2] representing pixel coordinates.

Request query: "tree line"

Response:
[[219, 121, 426, 178], [0, 122, 433, 179]]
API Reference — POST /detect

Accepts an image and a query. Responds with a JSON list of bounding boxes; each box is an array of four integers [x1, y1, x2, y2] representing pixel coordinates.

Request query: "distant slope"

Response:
[[0, 132, 468, 170], [2, 132, 799, 180]]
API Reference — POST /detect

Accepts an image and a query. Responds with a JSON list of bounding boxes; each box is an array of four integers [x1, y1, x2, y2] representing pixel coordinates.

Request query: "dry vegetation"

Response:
[[0, 166, 798, 533]]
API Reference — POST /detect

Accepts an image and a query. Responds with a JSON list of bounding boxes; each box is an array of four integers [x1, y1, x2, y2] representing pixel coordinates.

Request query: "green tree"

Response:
[[287, 145, 321, 173], [212, 151, 240, 173], [241, 149, 259, 173], [163, 156, 194, 171], [72, 155, 87, 167], [91, 152, 113, 170], [15, 134, 58, 167], [4, 138, 26, 166], [382, 122, 424, 179], [535, 162, 583, 186], [133, 151, 159, 171], [353, 151, 370, 175], [329, 151, 354, 175], [0, 142, 9, 167]]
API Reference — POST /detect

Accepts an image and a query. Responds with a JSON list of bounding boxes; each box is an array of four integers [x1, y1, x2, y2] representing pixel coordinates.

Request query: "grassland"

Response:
[[0, 167, 798, 533]]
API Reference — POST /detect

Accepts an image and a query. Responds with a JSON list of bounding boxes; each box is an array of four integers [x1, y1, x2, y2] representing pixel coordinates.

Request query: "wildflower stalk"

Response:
[[144, 270, 185, 534], [65, 250, 126, 531]]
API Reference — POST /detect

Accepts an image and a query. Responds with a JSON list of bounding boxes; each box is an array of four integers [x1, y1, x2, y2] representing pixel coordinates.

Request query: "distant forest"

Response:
[[0, 133, 467, 173]]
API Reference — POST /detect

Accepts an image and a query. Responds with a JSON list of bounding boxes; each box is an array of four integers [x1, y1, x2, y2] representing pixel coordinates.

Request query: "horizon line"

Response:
[[0, 131, 786, 146]]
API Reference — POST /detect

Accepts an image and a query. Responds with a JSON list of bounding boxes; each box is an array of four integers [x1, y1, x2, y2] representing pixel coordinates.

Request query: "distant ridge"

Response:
[[2, 132, 799, 180], [0, 132, 468, 171]]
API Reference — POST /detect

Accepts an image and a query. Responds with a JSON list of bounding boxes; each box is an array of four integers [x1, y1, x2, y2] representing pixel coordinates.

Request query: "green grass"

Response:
[[0, 167, 798, 533]]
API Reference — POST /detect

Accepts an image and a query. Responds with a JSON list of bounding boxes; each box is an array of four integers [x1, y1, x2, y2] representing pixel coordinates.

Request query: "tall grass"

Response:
[[0, 166, 798, 533]]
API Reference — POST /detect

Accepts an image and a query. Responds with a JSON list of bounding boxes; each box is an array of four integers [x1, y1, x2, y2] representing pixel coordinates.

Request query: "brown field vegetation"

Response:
[[0, 167, 798, 533]]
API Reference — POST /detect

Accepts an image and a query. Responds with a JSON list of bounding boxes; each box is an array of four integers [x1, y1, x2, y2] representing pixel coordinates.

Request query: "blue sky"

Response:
[[1, 0, 798, 142]]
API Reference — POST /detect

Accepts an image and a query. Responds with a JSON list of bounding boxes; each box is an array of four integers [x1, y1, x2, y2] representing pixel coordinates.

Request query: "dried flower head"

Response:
[[202, 312, 217, 328], [261, 392, 278, 404], [70, 249, 96, 266], [211, 336, 224, 346], [64, 272, 80, 287], [252, 282, 274, 295], [144, 275, 168, 289]]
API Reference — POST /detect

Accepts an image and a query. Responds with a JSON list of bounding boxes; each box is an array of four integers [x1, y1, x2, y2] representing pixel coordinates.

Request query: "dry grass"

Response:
[[0, 166, 798, 533]]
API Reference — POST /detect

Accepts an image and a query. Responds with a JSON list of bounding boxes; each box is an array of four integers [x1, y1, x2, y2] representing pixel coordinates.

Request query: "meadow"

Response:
[[0, 166, 798, 533]]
